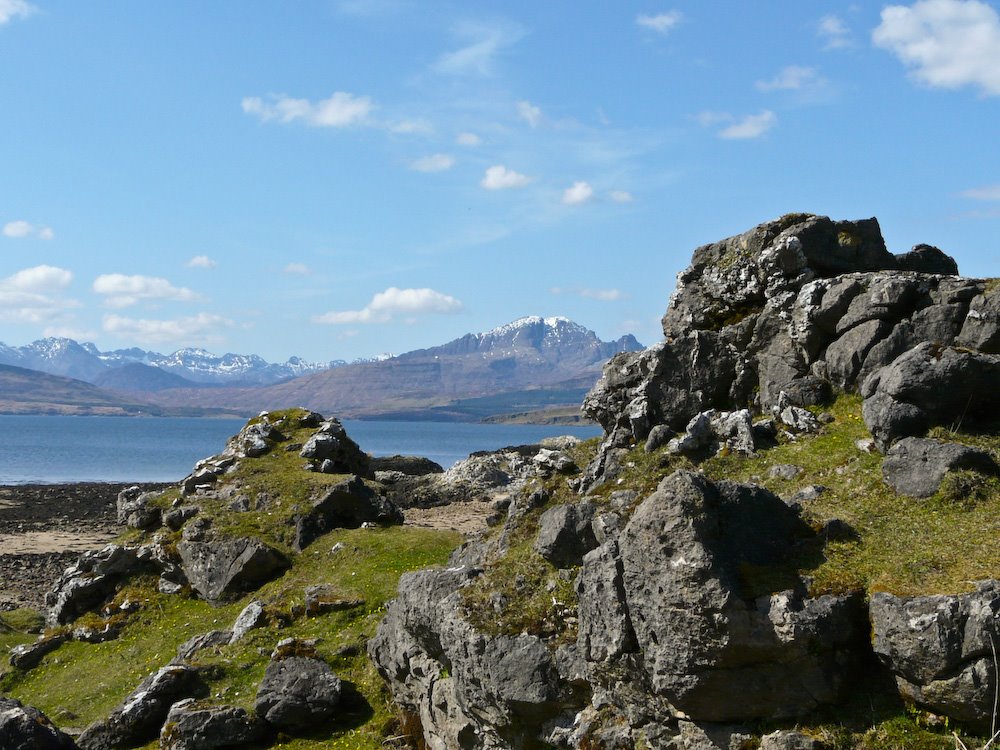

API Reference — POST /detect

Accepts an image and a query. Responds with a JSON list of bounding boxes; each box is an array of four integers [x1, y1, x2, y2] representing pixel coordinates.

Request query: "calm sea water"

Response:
[[0, 415, 602, 484]]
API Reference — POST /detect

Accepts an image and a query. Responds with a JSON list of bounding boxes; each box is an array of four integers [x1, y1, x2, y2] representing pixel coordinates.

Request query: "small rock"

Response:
[[230, 600, 267, 643], [769, 464, 803, 481], [304, 585, 365, 616], [760, 729, 822, 750], [644, 424, 673, 452], [160, 699, 265, 750], [534, 501, 598, 568], [174, 630, 233, 662]]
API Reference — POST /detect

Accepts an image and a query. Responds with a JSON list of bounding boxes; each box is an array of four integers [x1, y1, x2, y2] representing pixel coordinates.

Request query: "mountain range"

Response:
[[0, 317, 642, 421]]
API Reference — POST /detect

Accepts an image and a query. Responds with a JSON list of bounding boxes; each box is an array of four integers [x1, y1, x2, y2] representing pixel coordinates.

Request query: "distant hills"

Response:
[[0, 317, 642, 422]]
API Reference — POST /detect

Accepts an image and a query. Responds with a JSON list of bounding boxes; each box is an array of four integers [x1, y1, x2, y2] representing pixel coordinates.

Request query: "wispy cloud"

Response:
[[283, 263, 311, 275], [874, 0, 1000, 96], [818, 14, 853, 49], [562, 181, 594, 205], [0, 0, 34, 25], [609, 190, 634, 203], [717, 111, 777, 140], [313, 286, 463, 324], [517, 100, 542, 127], [962, 184, 1000, 200], [242, 92, 375, 127], [433, 20, 524, 76], [0, 265, 77, 323], [551, 286, 625, 301], [93, 274, 199, 308], [756, 65, 822, 91], [103, 312, 234, 346], [456, 132, 482, 146], [186, 255, 217, 269], [410, 153, 455, 172], [389, 118, 434, 135], [636, 11, 683, 34], [481, 165, 532, 190], [3, 220, 54, 240]]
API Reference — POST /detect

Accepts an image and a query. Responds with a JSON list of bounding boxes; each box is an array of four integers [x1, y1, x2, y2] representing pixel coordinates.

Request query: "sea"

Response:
[[0, 414, 603, 485]]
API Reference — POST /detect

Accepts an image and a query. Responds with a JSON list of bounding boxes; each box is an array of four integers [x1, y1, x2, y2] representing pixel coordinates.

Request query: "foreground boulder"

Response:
[[0, 697, 79, 750], [177, 536, 289, 603], [291, 475, 402, 551], [871, 581, 1000, 734], [160, 700, 265, 750], [45, 545, 154, 627], [77, 664, 206, 750], [254, 651, 343, 731], [881, 437, 998, 498]]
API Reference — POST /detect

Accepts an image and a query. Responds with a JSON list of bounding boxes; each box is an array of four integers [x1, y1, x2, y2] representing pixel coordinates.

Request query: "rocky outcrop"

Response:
[[160, 700, 266, 750], [871, 581, 1000, 733], [291, 475, 402, 551], [177, 536, 289, 603], [254, 651, 343, 731], [0, 697, 79, 749], [881, 437, 998, 498], [45, 544, 156, 627]]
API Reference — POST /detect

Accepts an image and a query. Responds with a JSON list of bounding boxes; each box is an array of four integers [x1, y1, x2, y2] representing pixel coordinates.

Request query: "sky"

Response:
[[1, 0, 999, 363]]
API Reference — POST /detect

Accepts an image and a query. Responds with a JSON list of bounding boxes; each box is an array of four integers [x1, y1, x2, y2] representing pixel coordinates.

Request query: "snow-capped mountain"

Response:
[[0, 338, 343, 388]]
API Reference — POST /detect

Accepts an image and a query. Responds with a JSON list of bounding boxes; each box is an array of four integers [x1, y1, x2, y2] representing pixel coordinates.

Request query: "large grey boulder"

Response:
[[177, 536, 289, 603], [579, 471, 867, 723], [160, 700, 265, 750], [299, 419, 371, 476], [77, 664, 206, 750], [254, 655, 342, 731], [882, 437, 998, 498], [533, 500, 597, 568], [45, 545, 153, 626], [958, 288, 1000, 353], [9, 633, 68, 670], [862, 343, 1000, 450], [116, 485, 161, 530], [292, 475, 402, 551], [0, 697, 78, 750], [870, 580, 1000, 733]]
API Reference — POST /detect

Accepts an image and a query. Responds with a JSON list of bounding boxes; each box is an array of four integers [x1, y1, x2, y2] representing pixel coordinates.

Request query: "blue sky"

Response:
[[1, 0, 998, 362]]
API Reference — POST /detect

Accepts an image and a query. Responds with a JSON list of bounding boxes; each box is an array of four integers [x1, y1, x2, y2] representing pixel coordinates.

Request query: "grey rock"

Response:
[[116, 485, 161, 530], [895, 243, 959, 275], [9, 633, 68, 670], [254, 655, 342, 731], [760, 729, 822, 750], [863, 343, 1000, 449], [230, 599, 267, 643], [160, 699, 266, 750], [533, 501, 598, 568], [298, 419, 371, 477], [174, 630, 233, 663], [678, 721, 754, 750], [958, 289, 1000, 353], [785, 484, 828, 505], [645, 424, 673, 452], [163, 505, 199, 531], [667, 411, 716, 455], [0, 697, 78, 750], [768, 464, 803, 481], [45, 545, 153, 627], [77, 664, 206, 750], [369, 454, 444, 476], [291, 475, 402, 551], [779, 405, 821, 433], [882, 437, 998, 498], [177, 536, 289, 603], [304, 584, 365, 615], [870, 580, 1000, 733], [532, 448, 577, 475], [824, 319, 892, 388]]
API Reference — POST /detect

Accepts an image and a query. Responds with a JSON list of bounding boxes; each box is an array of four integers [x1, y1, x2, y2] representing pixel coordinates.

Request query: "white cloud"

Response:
[[873, 0, 1000, 96], [0, 265, 76, 323], [434, 21, 524, 76], [242, 92, 374, 127], [562, 181, 594, 205], [93, 274, 199, 308], [819, 14, 853, 49], [186, 255, 217, 269], [43, 325, 97, 341], [694, 111, 733, 127], [636, 11, 683, 34], [283, 263, 311, 275], [609, 190, 634, 203], [102, 312, 234, 346], [456, 132, 482, 146], [551, 286, 624, 301], [0, 0, 33, 25], [389, 119, 433, 135], [3, 220, 54, 239], [756, 66, 822, 91], [313, 286, 463, 324], [718, 111, 777, 139], [517, 100, 542, 127], [481, 165, 532, 190], [411, 153, 455, 172], [962, 184, 1000, 200]]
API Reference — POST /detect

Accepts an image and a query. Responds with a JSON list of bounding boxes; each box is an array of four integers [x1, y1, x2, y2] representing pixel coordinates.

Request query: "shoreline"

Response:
[[0, 482, 170, 611]]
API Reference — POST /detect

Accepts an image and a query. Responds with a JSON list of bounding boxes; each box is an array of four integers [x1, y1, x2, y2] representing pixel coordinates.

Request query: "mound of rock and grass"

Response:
[[5, 212, 1000, 750]]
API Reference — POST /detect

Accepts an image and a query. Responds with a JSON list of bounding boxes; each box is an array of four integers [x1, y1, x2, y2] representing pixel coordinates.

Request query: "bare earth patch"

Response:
[[0, 529, 119, 555], [404, 500, 493, 535]]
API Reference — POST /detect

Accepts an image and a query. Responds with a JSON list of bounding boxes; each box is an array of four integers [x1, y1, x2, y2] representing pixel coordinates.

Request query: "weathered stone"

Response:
[[533, 500, 598, 568], [77, 664, 206, 750], [677, 721, 754, 750], [116, 485, 161, 530], [229, 599, 267, 643], [160, 699, 266, 750], [760, 729, 822, 750], [882, 437, 998, 498], [958, 289, 1000, 353], [369, 454, 444, 476], [174, 630, 233, 663], [895, 243, 959, 275], [644, 424, 673, 452], [9, 633, 68, 670], [298, 419, 370, 476], [254, 655, 342, 731], [291, 475, 402, 551], [0, 697, 78, 750], [45, 545, 153, 627], [769, 464, 803, 481], [870, 580, 1000, 733], [304, 584, 365, 615], [177, 537, 289, 603], [163, 505, 199, 531]]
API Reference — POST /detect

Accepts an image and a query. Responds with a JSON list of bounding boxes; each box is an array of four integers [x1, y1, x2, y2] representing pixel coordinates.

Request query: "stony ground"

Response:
[[0, 483, 168, 610]]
